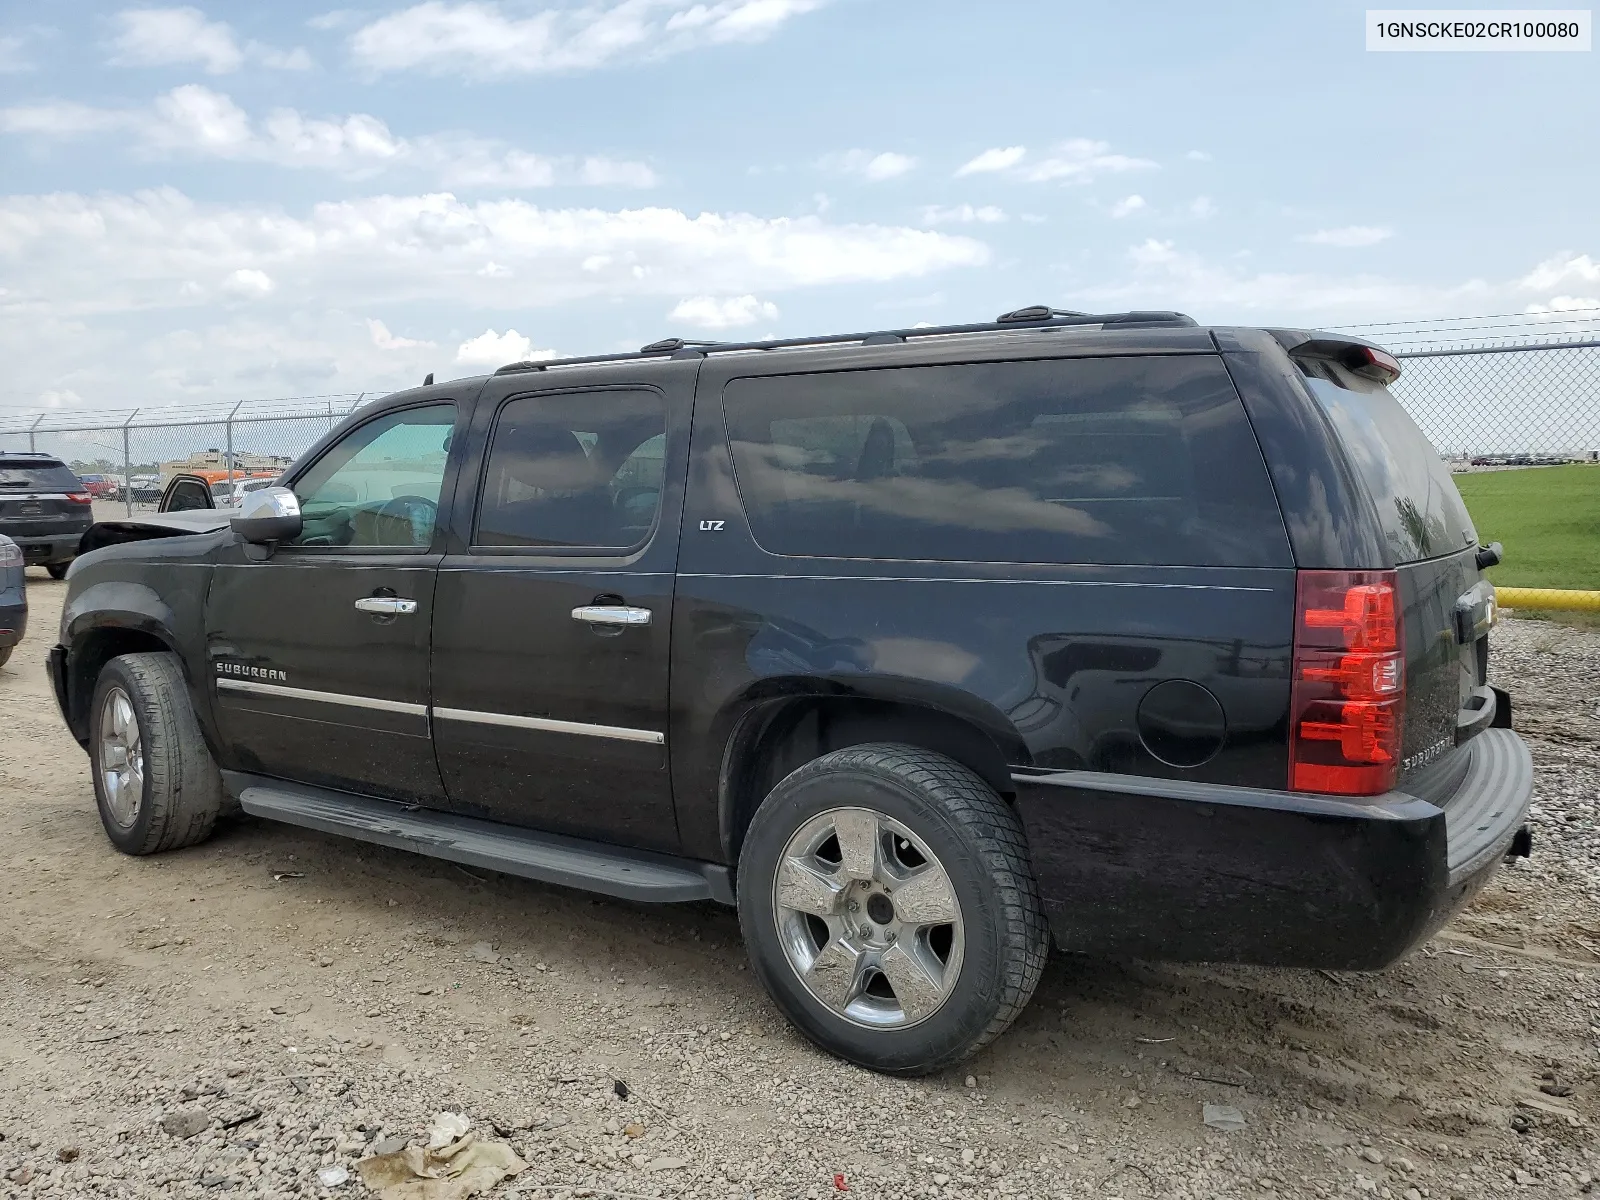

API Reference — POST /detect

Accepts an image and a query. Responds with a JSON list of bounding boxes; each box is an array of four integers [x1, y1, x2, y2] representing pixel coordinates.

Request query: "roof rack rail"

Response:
[[488, 308, 1198, 377]]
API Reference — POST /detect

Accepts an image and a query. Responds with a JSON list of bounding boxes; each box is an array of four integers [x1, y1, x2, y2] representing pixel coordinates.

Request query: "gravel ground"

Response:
[[1, 575, 1598, 1200]]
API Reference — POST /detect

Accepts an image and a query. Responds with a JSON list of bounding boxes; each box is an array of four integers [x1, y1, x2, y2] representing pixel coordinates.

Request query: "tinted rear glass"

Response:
[[723, 355, 1291, 567], [0, 460, 79, 491], [1303, 374, 1477, 563]]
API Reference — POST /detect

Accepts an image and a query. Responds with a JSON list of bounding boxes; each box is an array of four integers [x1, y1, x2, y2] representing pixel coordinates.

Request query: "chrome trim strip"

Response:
[[676, 573, 1275, 592], [433, 706, 665, 745], [216, 677, 428, 716]]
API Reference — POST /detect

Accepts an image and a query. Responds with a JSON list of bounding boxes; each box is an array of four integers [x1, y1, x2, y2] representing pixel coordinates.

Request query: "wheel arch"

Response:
[[717, 686, 1028, 864], [61, 583, 184, 743]]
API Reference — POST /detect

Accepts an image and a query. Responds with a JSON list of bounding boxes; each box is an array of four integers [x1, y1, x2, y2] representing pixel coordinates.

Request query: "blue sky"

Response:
[[1, 1, 1596, 411]]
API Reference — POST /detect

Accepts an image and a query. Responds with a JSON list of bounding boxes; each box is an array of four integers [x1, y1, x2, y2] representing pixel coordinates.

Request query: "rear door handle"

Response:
[[354, 597, 418, 615], [572, 605, 652, 627]]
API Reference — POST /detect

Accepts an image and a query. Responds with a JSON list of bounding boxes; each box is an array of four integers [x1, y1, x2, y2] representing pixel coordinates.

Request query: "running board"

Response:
[[230, 777, 732, 905]]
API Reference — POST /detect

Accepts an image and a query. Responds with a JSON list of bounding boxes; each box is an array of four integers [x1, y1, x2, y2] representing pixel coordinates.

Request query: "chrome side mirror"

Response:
[[231, 486, 302, 544]]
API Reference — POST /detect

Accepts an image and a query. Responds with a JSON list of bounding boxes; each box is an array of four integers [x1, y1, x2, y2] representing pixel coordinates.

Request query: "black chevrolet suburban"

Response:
[[0, 451, 94, 578], [48, 309, 1532, 1074]]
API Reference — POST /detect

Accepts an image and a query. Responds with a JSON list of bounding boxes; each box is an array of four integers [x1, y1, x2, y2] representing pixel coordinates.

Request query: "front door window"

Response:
[[290, 404, 455, 549]]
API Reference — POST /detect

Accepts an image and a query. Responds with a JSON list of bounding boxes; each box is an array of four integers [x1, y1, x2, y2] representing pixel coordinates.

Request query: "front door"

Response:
[[206, 401, 462, 804], [430, 368, 693, 852]]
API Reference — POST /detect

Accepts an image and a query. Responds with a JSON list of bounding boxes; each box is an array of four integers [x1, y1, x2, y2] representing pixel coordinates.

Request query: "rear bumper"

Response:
[[0, 599, 24, 647], [1013, 727, 1533, 970], [2, 532, 87, 563]]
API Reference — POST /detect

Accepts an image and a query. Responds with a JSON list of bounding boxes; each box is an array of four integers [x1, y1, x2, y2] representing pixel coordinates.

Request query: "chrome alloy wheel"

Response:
[[772, 807, 965, 1029], [98, 686, 144, 828]]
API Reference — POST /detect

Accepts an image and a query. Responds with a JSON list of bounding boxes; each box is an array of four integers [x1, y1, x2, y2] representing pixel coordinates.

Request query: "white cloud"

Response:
[[0, 187, 985, 405], [1020, 139, 1156, 184], [109, 6, 311, 74], [1109, 194, 1145, 219], [822, 149, 916, 182], [1299, 225, 1394, 248], [955, 146, 1026, 176], [0, 87, 656, 188], [0, 35, 29, 73], [308, 9, 359, 30], [1080, 237, 1493, 322], [456, 329, 556, 364], [367, 318, 434, 349], [1185, 149, 1211, 162], [1524, 295, 1600, 314], [670, 294, 779, 329], [1188, 196, 1216, 219], [350, 0, 828, 75], [920, 204, 1005, 226], [1520, 253, 1600, 292], [954, 140, 1154, 185], [223, 268, 274, 297]]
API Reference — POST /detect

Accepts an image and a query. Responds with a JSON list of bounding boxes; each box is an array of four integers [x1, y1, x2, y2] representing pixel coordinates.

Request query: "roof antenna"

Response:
[[423, 372, 434, 386]]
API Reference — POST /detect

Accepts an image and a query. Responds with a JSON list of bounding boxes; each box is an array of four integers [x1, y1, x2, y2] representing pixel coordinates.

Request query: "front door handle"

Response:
[[354, 596, 418, 615], [572, 605, 652, 627]]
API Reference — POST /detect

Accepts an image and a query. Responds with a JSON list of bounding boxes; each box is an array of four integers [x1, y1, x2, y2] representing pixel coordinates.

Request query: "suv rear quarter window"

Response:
[[1302, 368, 1477, 562], [722, 355, 1291, 567]]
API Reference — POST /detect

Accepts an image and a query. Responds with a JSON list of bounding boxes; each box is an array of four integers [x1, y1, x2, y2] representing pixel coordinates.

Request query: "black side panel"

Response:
[[1215, 330, 1390, 570], [1015, 770, 1448, 969]]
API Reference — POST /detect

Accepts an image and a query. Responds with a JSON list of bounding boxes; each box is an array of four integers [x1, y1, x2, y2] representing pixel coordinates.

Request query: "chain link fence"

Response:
[[2, 337, 1598, 494], [0, 395, 370, 514], [1389, 339, 1600, 463]]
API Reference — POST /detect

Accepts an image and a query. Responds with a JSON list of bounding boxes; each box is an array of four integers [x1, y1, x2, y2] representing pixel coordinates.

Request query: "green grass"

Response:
[[1453, 464, 1600, 591]]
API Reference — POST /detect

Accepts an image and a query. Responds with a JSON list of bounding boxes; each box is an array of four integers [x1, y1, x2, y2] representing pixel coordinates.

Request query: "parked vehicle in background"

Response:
[[0, 452, 93, 579], [127, 475, 164, 505], [46, 307, 1534, 1075], [156, 471, 281, 513], [0, 534, 24, 668], [78, 474, 119, 499]]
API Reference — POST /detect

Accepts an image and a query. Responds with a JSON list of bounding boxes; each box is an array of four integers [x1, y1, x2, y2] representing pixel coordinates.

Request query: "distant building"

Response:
[[159, 448, 292, 480]]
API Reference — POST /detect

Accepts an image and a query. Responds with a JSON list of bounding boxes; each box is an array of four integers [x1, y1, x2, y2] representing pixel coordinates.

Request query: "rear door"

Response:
[[1302, 369, 1488, 788], [429, 363, 694, 852]]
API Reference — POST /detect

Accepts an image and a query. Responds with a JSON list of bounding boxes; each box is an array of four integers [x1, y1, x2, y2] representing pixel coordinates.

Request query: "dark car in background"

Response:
[[0, 452, 94, 578], [46, 307, 1533, 1074], [0, 534, 24, 668]]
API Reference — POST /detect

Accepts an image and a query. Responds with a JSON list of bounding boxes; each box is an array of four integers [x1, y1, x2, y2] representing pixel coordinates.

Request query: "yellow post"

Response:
[[1495, 587, 1600, 613]]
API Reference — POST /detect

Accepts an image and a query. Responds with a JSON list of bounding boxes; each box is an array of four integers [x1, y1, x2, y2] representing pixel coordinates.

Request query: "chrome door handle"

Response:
[[572, 605, 652, 627], [354, 597, 418, 615]]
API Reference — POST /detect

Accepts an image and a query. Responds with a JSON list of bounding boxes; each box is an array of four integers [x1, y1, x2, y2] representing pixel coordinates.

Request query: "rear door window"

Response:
[[474, 390, 667, 550], [0, 461, 80, 491], [722, 356, 1291, 567], [1302, 372, 1477, 562]]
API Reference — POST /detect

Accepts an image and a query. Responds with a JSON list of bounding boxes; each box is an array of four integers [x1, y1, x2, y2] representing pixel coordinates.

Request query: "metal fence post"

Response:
[[28, 414, 43, 453], [226, 400, 243, 496], [122, 411, 138, 516]]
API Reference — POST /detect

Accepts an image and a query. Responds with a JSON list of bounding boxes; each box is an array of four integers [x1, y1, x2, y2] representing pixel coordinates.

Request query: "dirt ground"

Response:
[[1, 574, 1598, 1200]]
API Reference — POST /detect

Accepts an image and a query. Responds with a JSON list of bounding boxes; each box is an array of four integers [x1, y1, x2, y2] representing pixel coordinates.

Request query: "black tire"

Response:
[[89, 652, 224, 855], [0, 645, 12, 669], [46, 562, 69, 580], [737, 743, 1048, 1075]]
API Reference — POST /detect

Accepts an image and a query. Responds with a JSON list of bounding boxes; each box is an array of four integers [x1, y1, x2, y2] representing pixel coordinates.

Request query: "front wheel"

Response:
[[737, 743, 1048, 1075], [46, 562, 69, 580], [90, 652, 224, 855]]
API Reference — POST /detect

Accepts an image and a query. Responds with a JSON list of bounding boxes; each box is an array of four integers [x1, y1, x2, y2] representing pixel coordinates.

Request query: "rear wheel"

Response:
[[46, 562, 69, 580], [90, 652, 224, 855], [737, 743, 1048, 1075], [0, 646, 12, 668]]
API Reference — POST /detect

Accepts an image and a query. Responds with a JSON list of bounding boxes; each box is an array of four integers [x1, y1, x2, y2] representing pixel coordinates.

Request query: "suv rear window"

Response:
[[0, 460, 80, 491], [723, 355, 1291, 567], [1301, 371, 1477, 563]]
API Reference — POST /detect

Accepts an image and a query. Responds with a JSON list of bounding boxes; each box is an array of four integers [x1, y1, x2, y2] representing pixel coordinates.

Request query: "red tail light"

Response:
[[1288, 570, 1404, 795], [66, 491, 93, 504]]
